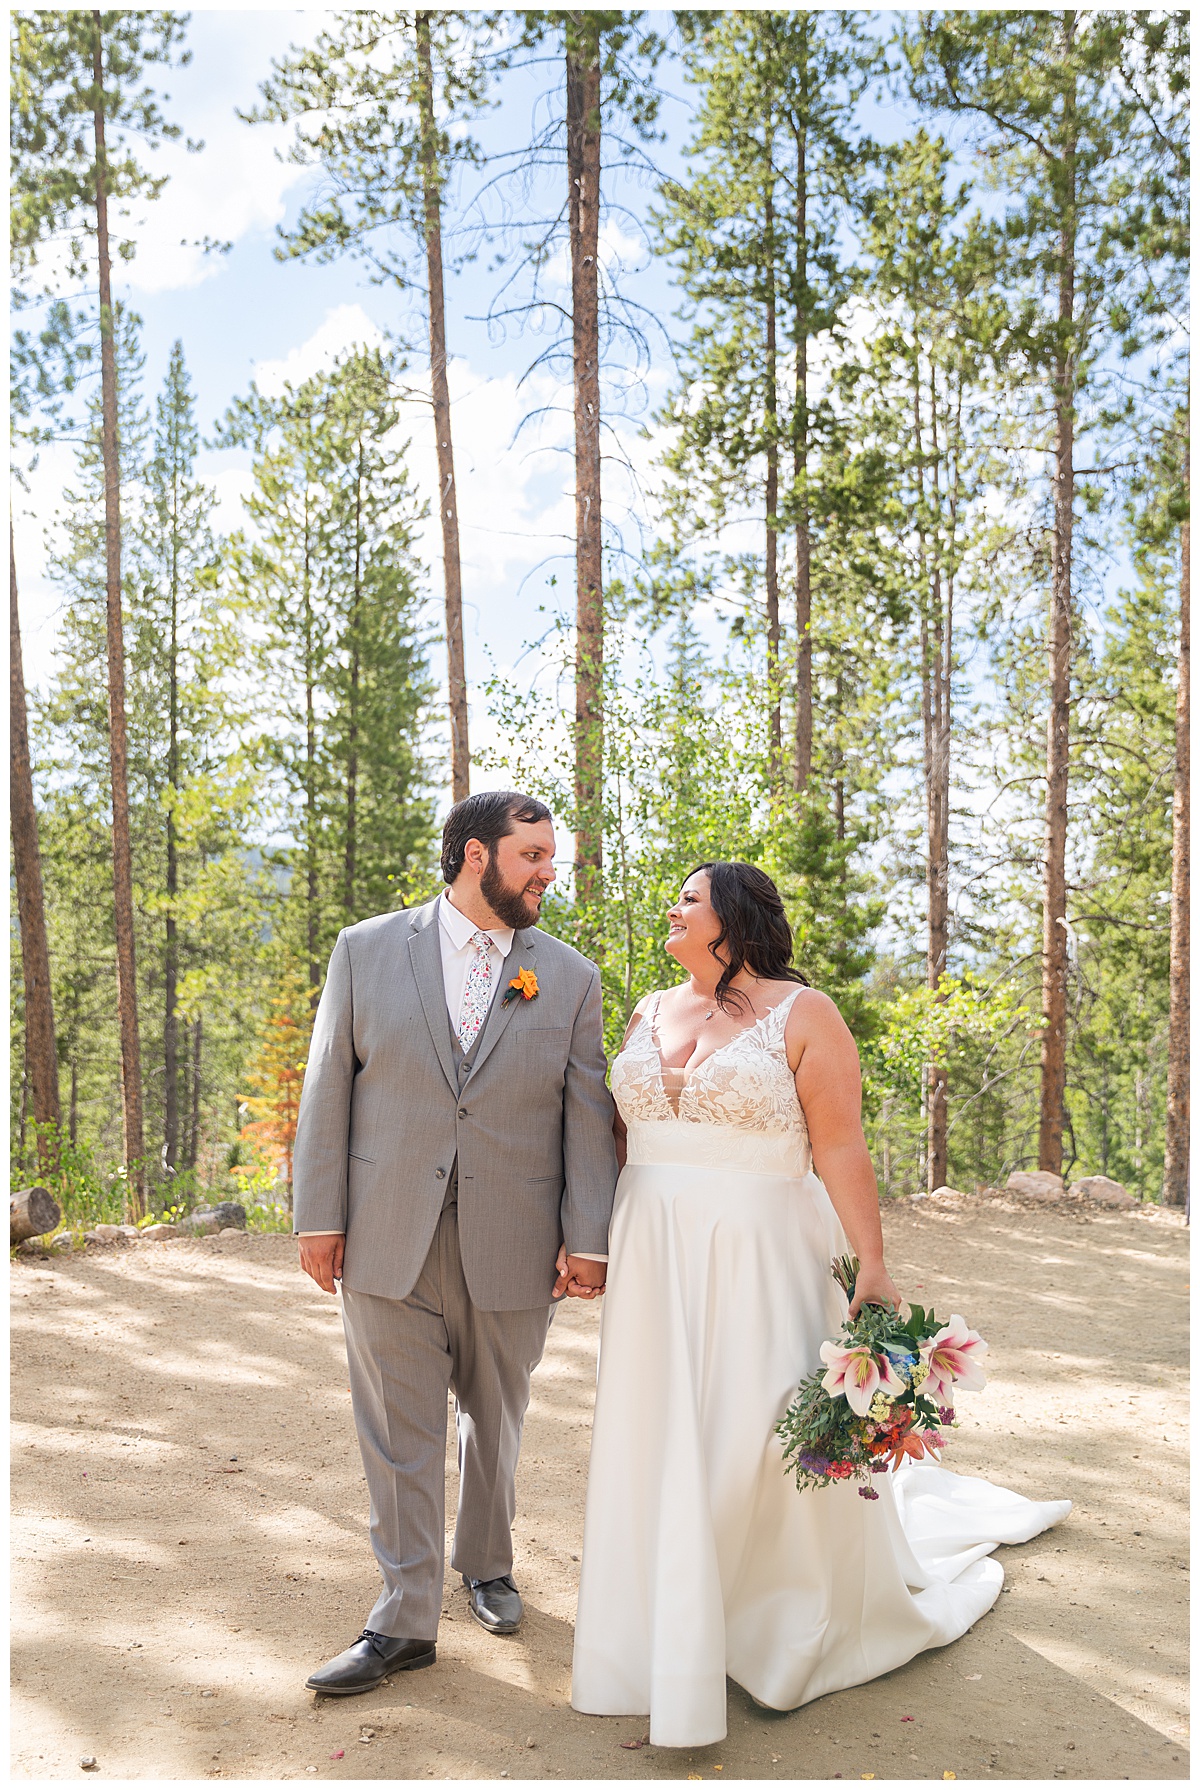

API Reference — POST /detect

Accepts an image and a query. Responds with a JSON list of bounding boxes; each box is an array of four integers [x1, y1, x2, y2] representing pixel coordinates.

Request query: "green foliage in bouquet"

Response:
[[776, 1255, 987, 1498]]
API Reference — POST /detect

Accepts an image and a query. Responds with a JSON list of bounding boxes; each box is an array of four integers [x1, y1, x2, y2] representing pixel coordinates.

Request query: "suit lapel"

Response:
[[469, 930, 539, 1079], [408, 899, 460, 1096]]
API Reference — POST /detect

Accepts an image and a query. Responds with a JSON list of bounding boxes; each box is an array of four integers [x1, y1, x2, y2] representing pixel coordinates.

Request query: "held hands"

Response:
[[553, 1245, 607, 1301], [298, 1235, 608, 1301], [847, 1260, 901, 1320]]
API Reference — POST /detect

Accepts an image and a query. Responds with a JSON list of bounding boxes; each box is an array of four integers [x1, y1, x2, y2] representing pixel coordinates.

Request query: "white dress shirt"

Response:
[[300, 890, 606, 1260], [437, 887, 514, 1027]]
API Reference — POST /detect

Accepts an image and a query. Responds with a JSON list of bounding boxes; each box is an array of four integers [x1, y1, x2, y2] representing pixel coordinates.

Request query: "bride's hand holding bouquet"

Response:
[[777, 1254, 989, 1500]]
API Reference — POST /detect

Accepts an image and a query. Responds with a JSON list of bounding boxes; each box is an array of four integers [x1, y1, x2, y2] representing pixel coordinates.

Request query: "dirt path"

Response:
[[11, 1195, 1188, 1781]]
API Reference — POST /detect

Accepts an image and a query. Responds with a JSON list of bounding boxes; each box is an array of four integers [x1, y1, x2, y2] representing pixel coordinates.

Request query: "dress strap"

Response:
[[761, 985, 805, 1047]]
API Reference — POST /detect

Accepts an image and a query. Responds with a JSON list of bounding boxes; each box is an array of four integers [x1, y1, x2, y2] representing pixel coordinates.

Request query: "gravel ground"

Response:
[[10, 1193, 1188, 1781]]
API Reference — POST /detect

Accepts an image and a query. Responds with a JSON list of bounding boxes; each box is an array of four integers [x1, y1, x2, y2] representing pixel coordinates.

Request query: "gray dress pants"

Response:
[[340, 1185, 553, 1640]]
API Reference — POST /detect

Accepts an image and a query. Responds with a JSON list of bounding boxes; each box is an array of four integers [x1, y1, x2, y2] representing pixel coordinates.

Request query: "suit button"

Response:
[[458, 1108, 468, 1119], [435, 1168, 446, 1180]]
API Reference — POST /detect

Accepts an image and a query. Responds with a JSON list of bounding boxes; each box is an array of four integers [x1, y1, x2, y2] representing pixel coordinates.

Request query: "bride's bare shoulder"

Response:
[[782, 984, 850, 1034]]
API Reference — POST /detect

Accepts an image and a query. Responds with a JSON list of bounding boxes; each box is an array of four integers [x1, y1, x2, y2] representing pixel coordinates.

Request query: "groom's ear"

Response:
[[461, 838, 488, 876]]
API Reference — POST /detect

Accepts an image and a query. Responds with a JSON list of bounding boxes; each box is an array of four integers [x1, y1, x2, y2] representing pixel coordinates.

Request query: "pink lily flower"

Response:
[[820, 1341, 906, 1417], [921, 1314, 988, 1403]]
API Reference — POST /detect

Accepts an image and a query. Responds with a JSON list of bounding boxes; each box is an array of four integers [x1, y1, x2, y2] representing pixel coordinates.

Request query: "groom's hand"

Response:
[[565, 1254, 607, 1299], [552, 1247, 607, 1300], [299, 1233, 345, 1294]]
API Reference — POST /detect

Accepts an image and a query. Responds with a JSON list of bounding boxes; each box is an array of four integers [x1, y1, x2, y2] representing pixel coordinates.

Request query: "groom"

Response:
[[294, 790, 618, 1694]]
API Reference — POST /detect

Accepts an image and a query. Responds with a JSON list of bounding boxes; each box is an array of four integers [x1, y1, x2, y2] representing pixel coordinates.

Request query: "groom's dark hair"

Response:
[[441, 790, 552, 883]]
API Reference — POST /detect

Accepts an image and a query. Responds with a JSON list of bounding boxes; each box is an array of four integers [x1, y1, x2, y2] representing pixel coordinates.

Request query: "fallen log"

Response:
[[11, 1185, 62, 1245]]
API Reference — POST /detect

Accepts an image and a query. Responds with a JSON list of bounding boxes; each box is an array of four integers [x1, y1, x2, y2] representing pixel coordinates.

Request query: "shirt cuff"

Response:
[[297, 1231, 344, 1237], [568, 1251, 609, 1262]]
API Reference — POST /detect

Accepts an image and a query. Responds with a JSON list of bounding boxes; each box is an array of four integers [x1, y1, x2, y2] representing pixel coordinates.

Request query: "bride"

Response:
[[570, 860, 1069, 1749]]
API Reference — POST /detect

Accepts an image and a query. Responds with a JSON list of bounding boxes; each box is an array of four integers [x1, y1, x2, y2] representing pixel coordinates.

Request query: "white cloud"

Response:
[[117, 10, 334, 296], [121, 119, 311, 296], [251, 304, 388, 396]]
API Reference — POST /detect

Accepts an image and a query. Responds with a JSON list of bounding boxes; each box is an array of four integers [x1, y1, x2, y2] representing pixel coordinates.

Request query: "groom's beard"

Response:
[[480, 851, 548, 930]]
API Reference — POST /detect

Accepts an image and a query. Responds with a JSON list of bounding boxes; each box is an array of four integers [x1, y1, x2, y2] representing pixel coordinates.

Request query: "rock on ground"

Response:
[[1006, 1170, 1065, 1200], [1068, 1175, 1137, 1209]]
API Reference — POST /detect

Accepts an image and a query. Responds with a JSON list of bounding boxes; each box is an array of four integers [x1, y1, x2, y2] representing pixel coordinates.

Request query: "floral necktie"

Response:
[[457, 930, 495, 1051]]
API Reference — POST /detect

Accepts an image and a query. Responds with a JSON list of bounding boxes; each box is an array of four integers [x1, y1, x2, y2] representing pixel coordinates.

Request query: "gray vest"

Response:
[[442, 943, 518, 1205]]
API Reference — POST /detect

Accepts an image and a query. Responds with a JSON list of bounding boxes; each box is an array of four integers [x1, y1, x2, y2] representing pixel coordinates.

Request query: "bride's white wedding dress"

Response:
[[571, 989, 1070, 1748]]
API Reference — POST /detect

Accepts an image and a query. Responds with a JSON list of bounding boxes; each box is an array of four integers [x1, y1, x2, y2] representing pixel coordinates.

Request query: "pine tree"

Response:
[[250, 10, 492, 803], [657, 12, 875, 798], [906, 10, 1141, 1178], [853, 130, 1008, 1190], [138, 342, 233, 1171], [10, 8, 195, 1214], [222, 348, 436, 979]]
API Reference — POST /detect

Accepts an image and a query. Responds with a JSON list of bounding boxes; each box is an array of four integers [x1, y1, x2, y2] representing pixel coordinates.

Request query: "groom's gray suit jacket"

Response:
[[292, 896, 618, 1310]]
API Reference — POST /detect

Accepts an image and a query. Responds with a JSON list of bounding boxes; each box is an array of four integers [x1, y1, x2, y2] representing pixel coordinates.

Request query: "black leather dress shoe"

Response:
[[305, 1630, 436, 1695], [462, 1572, 523, 1635]]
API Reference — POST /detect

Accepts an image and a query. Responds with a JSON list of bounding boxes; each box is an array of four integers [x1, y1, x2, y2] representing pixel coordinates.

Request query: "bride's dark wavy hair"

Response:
[[686, 861, 810, 1015]]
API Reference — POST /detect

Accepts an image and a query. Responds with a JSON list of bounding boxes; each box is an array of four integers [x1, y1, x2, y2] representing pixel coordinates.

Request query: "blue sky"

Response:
[[16, 8, 975, 710], [21, 3, 1139, 946]]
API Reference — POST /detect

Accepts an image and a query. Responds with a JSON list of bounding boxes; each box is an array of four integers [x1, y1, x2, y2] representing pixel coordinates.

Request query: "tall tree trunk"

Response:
[[764, 184, 781, 794], [833, 667, 846, 844], [926, 582, 952, 1191], [926, 376, 952, 1194], [1038, 45, 1076, 1179], [1163, 443, 1189, 1208], [163, 465, 180, 1173], [187, 1014, 202, 1170], [93, 13, 146, 1217], [10, 524, 61, 1165], [793, 113, 813, 795], [416, 12, 469, 804], [912, 365, 945, 1188], [566, 22, 603, 917], [344, 450, 362, 921], [303, 498, 319, 999]]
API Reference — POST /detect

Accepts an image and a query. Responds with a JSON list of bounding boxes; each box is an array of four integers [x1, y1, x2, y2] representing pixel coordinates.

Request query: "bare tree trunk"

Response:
[[416, 12, 469, 804], [764, 185, 781, 794], [926, 582, 952, 1191], [93, 17, 146, 1217], [833, 667, 846, 845], [926, 373, 953, 1194], [793, 116, 813, 795], [566, 21, 603, 917], [911, 366, 948, 1189], [10, 521, 61, 1165], [303, 498, 319, 999], [18, 1052, 29, 1169], [187, 1015, 202, 1171], [1038, 50, 1076, 1178], [1163, 444, 1189, 1208], [344, 448, 362, 921], [163, 468, 180, 1173]]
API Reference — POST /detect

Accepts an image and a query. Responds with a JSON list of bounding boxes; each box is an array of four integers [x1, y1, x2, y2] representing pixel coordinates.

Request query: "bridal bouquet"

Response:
[[777, 1256, 988, 1500]]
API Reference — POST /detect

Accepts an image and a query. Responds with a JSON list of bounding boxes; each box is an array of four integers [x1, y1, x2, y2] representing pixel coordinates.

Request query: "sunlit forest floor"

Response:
[[11, 1197, 1188, 1782]]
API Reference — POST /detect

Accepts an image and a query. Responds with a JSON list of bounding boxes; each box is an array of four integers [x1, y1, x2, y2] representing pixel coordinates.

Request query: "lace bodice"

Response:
[[612, 988, 811, 1146]]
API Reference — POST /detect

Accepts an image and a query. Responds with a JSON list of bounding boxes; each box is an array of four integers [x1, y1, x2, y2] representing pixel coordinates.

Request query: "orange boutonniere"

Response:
[[502, 966, 540, 1005]]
